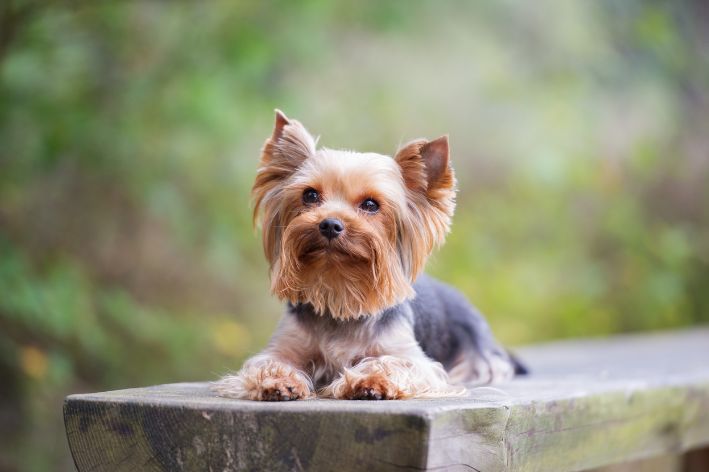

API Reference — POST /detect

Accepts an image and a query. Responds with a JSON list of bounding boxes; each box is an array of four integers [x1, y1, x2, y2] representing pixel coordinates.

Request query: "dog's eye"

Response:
[[360, 198, 379, 213], [302, 188, 320, 205]]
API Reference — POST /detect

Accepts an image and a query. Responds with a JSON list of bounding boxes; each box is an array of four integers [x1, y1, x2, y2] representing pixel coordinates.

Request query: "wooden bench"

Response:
[[64, 328, 709, 471]]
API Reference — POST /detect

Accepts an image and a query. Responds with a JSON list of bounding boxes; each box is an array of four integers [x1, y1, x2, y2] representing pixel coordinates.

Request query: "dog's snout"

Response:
[[319, 218, 344, 240]]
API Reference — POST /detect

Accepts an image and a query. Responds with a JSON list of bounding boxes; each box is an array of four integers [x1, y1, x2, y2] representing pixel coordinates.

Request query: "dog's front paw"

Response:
[[321, 358, 412, 400], [348, 374, 401, 400], [213, 361, 314, 401], [258, 374, 311, 401]]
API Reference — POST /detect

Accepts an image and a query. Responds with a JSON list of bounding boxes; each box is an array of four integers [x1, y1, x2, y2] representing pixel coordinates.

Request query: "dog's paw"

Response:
[[212, 361, 314, 401], [348, 373, 401, 400], [257, 374, 311, 401], [472, 351, 515, 384], [322, 355, 460, 400], [322, 363, 406, 400], [449, 350, 516, 385]]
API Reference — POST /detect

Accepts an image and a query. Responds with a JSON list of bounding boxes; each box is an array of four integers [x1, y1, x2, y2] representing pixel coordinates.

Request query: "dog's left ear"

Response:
[[394, 136, 456, 279], [395, 135, 455, 204]]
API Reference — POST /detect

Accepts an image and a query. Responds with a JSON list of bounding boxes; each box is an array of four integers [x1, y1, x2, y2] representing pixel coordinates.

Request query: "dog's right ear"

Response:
[[252, 110, 316, 221], [252, 110, 317, 265], [267, 109, 316, 165]]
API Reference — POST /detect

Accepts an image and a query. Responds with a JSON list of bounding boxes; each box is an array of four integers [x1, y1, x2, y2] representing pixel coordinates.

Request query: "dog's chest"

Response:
[[290, 303, 410, 384], [306, 318, 385, 384]]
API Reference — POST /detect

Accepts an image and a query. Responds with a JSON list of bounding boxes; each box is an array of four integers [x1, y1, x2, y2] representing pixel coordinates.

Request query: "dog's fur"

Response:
[[213, 111, 521, 401]]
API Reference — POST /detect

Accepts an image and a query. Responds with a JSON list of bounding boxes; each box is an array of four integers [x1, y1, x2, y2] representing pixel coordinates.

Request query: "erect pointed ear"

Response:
[[420, 135, 450, 190], [252, 109, 316, 215], [252, 110, 318, 262], [266, 109, 316, 166], [394, 135, 455, 197], [272, 109, 290, 141], [394, 136, 456, 280]]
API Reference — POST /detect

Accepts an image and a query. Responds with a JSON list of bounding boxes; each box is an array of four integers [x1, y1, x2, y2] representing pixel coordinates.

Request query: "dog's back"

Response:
[[411, 274, 525, 383]]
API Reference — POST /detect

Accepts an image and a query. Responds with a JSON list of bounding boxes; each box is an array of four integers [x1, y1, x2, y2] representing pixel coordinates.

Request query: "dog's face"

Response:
[[252, 111, 456, 320]]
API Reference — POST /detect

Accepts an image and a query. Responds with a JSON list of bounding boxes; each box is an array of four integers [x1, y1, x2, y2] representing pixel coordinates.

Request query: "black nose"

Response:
[[319, 218, 344, 240]]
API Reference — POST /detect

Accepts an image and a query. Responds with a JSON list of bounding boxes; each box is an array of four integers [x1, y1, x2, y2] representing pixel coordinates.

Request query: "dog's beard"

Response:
[[271, 217, 413, 320]]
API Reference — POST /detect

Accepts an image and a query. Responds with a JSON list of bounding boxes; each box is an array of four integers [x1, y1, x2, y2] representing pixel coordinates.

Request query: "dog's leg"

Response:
[[321, 320, 465, 400], [446, 308, 518, 385], [446, 348, 517, 385], [412, 275, 521, 385], [322, 354, 459, 400], [212, 316, 315, 401]]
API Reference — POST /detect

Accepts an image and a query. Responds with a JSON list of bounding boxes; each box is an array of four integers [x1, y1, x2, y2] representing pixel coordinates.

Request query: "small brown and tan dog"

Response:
[[213, 110, 523, 401]]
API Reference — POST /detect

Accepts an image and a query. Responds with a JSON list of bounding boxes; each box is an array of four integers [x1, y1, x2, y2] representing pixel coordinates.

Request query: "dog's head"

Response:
[[252, 110, 456, 320]]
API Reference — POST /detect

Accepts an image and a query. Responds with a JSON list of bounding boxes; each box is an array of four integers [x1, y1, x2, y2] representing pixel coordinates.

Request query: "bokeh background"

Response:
[[1, 1, 708, 470]]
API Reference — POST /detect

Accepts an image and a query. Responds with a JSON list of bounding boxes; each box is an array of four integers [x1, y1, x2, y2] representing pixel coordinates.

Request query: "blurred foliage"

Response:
[[1, 1, 708, 470]]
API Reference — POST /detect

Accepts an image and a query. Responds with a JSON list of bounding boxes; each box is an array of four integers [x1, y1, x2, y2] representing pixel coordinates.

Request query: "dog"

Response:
[[213, 110, 523, 401]]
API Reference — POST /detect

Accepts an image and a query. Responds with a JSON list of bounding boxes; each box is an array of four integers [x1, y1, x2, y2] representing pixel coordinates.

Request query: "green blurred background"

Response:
[[1, 1, 708, 470]]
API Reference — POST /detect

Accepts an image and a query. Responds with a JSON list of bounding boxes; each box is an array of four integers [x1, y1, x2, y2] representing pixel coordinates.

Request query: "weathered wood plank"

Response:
[[64, 328, 709, 471]]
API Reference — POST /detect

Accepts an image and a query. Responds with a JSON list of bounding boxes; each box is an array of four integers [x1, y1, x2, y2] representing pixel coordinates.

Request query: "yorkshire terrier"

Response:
[[213, 110, 523, 401]]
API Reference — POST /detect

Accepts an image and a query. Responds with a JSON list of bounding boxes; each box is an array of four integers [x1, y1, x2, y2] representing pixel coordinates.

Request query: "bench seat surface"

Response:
[[64, 328, 709, 471]]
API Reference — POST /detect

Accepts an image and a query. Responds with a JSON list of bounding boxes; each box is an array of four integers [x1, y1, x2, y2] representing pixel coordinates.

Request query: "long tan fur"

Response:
[[214, 111, 469, 401]]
